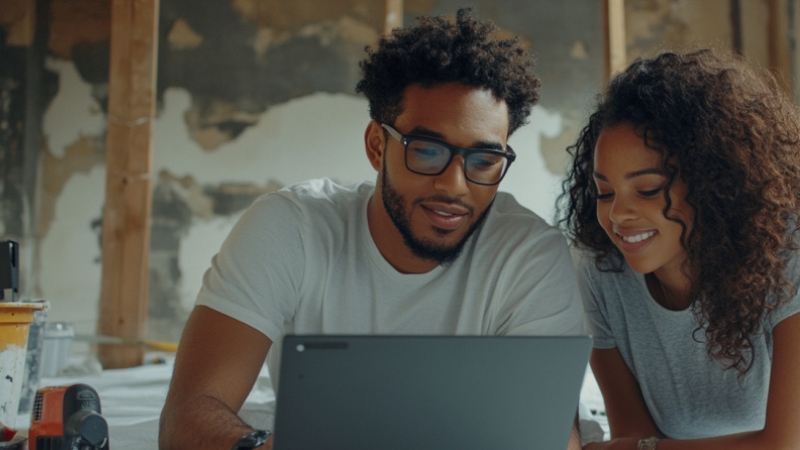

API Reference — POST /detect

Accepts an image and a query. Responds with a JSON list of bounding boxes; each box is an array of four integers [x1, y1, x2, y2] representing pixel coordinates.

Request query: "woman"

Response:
[[558, 49, 800, 449]]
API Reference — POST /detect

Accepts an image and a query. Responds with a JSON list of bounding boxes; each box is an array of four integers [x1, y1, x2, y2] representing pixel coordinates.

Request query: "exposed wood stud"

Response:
[[98, 0, 160, 369], [384, 0, 403, 34], [731, 0, 743, 55], [766, 0, 793, 97], [604, 0, 627, 82]]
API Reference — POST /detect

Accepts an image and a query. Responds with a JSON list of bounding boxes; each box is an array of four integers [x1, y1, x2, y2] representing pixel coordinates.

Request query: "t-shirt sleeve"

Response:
[[767, 293, 800, 329], [576, 253, 616, 349], [194, 193, 305, 344], [766, 252, 800, 330], [501, 230, 586, 337]]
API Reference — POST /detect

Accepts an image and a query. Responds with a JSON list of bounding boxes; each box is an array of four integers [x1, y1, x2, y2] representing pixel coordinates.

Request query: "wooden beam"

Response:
[[604, 0, 627, 82], [0, 0, 37, 46], [730, 0, 743, 55], [384, 0, 403, 34], [766, 0, 793, 97], [98, 0, 159, 369], [793, 0, 800, 104]]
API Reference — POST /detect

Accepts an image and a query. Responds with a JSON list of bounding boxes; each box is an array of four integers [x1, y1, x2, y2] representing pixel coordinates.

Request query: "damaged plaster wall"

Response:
[[0, 0, 797, 358], [5, 0, 590, 350], [624, 0, 782, 75], [39, 70, 377, 343], [0, 0, 58, 301], [624, 1, 797, 101], [625, 0, 735, 61], [6, 0, 792, 352], [9, 1, 786, 353], [5, 0, 391, 345]]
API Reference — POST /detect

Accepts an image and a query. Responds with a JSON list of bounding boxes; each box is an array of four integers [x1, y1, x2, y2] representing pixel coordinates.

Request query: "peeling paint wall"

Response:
[[1, 0, 794, 356], [1, 0, 58, 301], [156, 0, 382, 152], [623, 0, 797, 98], [624, 0, 782, 72], [0, 0, 601, 350], [625, 0, 734, 60]]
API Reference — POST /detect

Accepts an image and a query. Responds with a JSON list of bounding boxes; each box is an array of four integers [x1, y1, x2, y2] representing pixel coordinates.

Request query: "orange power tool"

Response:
[[28, 384, 110, 450]]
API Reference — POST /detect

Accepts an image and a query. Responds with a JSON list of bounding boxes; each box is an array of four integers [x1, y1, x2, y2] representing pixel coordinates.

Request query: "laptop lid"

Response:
[[273, 334, 592, 450]]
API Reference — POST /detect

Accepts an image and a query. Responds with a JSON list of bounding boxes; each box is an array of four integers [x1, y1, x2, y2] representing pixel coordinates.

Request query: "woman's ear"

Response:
[[365, 120, 385, 172]]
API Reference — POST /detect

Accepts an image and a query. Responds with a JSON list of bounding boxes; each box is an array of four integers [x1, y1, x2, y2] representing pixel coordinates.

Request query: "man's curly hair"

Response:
[[557, 49, 800, 373], [355, 8, 540, 136]]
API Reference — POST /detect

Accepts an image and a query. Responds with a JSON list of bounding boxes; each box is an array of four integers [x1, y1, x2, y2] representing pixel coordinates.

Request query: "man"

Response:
[[159, 8, 584, 450]]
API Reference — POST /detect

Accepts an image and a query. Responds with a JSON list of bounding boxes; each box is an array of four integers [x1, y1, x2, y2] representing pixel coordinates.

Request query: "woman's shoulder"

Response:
[[574, 247, 629, 276], [756, 241, 800, 329], [573, 247, 645, 298]]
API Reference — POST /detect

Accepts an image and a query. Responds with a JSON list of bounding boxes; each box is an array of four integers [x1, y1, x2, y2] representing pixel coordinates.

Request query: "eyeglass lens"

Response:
[[405, 139, 509, 184]]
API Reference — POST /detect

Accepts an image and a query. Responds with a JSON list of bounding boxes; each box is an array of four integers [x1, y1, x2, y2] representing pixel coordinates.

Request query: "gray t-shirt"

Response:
[[196, 178, 585, 390], [578, 253, 800, 439]]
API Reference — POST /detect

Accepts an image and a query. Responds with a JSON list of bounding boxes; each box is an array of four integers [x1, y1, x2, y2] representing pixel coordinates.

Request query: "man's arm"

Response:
[[567, 413, 581, 450], [159, 305, 272, 450]]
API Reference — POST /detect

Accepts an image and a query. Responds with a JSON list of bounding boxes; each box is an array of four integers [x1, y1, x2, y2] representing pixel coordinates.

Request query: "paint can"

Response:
[[17, 303, 47, 417], [0, 302, 44, 427]]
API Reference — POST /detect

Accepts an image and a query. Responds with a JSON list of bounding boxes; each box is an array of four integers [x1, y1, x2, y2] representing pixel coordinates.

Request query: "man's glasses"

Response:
[[381, 124, 515, 186]]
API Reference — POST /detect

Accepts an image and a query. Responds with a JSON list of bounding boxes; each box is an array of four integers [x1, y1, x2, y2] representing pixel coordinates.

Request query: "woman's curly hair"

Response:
[[557, 49, 800, 373], [355, 7, 540, 136]]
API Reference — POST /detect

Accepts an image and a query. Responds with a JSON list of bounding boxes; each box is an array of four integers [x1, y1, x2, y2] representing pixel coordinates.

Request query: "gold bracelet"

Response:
[[637, 437, 660, 450]]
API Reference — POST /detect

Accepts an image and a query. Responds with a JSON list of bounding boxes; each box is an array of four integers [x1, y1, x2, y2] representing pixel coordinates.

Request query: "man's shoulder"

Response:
[[278, 178, 374, 201], [237, 179, 373, 235], [460, 192, 573, 270], [255, 178, 374, 213], [486, 192, 560, 241], [575, 250, 640, 300]]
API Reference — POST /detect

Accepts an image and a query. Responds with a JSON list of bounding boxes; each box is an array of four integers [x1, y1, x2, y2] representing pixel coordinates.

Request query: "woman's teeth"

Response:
[[620, 231, 655, 243]]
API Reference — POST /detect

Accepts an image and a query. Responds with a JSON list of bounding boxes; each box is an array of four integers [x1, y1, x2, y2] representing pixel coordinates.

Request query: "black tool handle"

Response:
[[0, 240, 19, 301]]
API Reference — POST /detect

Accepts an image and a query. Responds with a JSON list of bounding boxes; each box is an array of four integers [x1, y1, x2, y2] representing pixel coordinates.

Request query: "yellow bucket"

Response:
[[0, 302, 44, 427]]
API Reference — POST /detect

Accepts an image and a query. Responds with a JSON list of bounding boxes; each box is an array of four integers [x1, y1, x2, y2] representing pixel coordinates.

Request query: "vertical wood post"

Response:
[[604, 0, 627, 82], [766, 0, 793, 97], [98, 0, 159, 369], [384, 0, 403, 34], [730, 0, 743, 55]]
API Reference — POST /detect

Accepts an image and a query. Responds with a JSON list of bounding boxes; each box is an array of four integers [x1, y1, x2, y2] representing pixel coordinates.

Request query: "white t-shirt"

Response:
[[196, 178, 584, 387]]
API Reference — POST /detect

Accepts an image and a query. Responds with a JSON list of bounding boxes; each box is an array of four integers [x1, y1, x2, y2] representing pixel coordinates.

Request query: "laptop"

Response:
[[272, 334, 592, 450]]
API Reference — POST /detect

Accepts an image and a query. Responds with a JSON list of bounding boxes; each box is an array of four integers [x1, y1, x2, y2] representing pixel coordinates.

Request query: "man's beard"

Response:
[[380, 162, 493, 265]]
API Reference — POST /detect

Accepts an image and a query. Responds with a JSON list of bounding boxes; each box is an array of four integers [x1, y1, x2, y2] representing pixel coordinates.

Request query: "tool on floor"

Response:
[[28, 384, 110, 450], [0, 424, 26, 449]]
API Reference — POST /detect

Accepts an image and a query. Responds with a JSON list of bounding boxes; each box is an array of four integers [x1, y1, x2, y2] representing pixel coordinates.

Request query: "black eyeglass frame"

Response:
[[381, 123, 516, 186]]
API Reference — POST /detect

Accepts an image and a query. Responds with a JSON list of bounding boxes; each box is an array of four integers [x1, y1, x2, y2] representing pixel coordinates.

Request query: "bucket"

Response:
[[17, 303, 47, 417], [0, 302, 44, 427]]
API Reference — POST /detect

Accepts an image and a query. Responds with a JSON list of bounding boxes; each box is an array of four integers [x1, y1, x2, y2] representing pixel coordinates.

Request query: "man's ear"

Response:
[[365, 120, 385, 172]]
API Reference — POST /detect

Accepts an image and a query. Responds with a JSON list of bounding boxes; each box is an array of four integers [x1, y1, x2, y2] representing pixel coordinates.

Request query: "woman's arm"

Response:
[[589, 347, 662, 439], [585, 312, 800, 450]]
